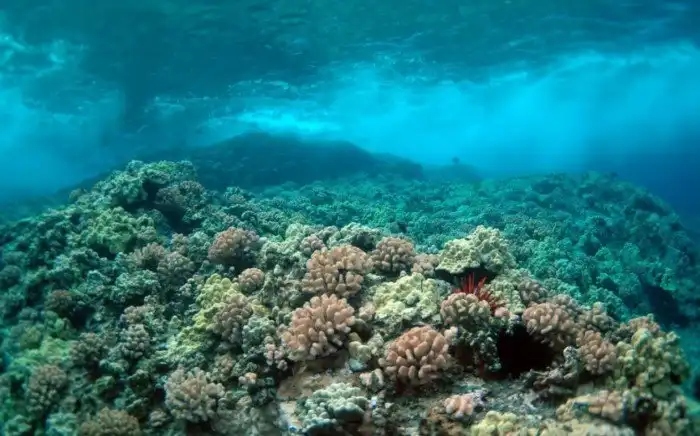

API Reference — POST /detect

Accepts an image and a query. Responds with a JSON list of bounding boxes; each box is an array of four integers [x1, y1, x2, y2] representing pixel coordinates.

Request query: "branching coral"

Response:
[[411, 253, 439, 276], [613, 326, 690, 398], [120, 323, 151, 360], [379, 325, 450, 385], [370, 236, 416, 275], [164, 367, 224, 423], [301, 245, 373, 297], [444, 392, 484, 420], [440, 290, 503, 372], [451, 273, 505, 315], [70, 332, 108, 368], [1, 156, 697, 436], [209, 292, 253, 345], [297, 382, 369, 434], [518, 278, 550, 306], [523, 301, 580, 351], [557, 390, 626, 424], [281, 294, 355, 361], [440, 293, 492, 330], [576, 330, 617, 375], [237, 267, 265, 294], [79, 207, 157, 255], [208, 227, 260, 267], [156, 251, 195, 287], [166, 274, 250, 358], [129, 242, 167, 271]]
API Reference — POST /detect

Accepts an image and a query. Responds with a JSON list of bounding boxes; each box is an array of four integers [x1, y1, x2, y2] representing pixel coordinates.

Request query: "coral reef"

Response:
[[0, 159, 698, 436]]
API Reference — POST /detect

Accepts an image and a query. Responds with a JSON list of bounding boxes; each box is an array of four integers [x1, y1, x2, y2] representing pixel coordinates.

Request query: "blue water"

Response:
[[0, 1, 699, 217]]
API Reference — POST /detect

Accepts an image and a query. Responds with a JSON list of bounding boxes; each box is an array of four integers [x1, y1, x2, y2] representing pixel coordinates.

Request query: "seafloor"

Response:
[[1, 135, 699, 435]]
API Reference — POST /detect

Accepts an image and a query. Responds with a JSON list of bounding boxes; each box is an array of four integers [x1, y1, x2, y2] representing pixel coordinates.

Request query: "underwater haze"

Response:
[[0, 0, 699, 216], [3, 2, 700, 435]]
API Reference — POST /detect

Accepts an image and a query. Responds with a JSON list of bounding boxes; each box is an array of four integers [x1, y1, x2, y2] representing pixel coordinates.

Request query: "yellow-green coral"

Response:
[[469, 411, 628, 436], [437, 226, 516, 275], [166, 274, 249, 359], [192, 274, 242, 325], [79, 207, 157, 254], [470, 411, 531, 435], [612, 328, 690, 398], [370, 273, 441, 336]]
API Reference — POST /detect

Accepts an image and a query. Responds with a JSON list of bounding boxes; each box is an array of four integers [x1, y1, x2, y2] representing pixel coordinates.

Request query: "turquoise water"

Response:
[[1, 1, 699, 213], [1, 2, 699, 434]]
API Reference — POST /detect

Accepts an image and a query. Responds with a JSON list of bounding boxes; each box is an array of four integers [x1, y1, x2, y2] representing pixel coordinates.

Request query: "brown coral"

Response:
[[207, 227, 260, 267], [578, 302, 615, 332], [210, 292, 253, 344], [576, 330, 617, 375], [517, 278, 549, 306], [78, 408, 141, 436], [120, 323, 151, 360], [237, 267, 265, 294], [558, 390, 626, 423], [70, 332, 107, 367], [379, 326, 450, 385], [129, 242, 167, 270], [301, 245, 372, 297], [440, 293, 492, 329], [523, 302, 579, 350], [299, 234, 326, 256], [164, 367, 224, 423], [411, 253, 439, 276], [371, 236, 416, 275], [281, 294, 355, 361], [156, 251, 195, 286], [613, 315, 661, 343], [45, 289, 81, 318], [25, 364, 69, 415]]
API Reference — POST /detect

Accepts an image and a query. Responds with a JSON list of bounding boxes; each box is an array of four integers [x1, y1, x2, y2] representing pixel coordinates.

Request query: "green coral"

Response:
[[78, 207, 157, 255], [166, 274, 247, 359], [613, 328, 690, 398], [0, 336, 71, 429], [90, 160, 197, 208]]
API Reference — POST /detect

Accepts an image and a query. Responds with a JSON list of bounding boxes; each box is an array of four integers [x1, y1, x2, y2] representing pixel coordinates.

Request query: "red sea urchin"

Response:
[[453, 273, 505, 315]]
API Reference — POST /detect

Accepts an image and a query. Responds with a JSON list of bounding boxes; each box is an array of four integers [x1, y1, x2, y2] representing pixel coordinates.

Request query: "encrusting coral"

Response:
[[0, 159, 696, 436], [370, 272, 443, 336]]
